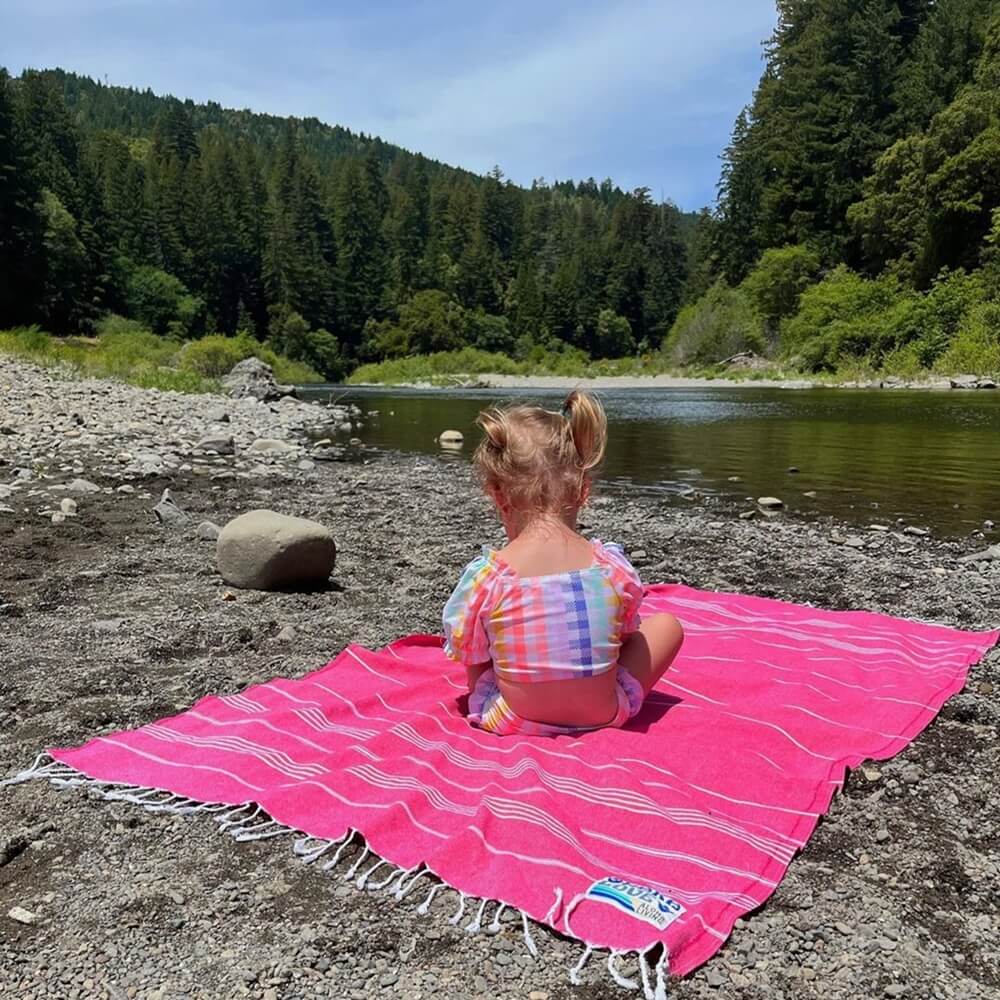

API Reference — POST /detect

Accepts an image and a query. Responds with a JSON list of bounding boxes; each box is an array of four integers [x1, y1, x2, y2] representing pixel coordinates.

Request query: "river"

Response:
[[297, 384, 1000, 537]]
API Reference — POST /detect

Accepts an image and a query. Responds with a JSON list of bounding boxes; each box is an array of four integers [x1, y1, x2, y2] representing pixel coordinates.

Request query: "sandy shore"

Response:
[[1, 357, 998, 999]]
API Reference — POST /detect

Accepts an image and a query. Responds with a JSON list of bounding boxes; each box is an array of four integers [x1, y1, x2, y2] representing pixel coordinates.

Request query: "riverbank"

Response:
[[354, 371, 999, 392], [1, 357, 998, 999]]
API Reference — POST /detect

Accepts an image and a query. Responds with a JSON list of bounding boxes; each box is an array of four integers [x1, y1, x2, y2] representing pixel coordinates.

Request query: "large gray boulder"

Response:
[[221, 357, 297, 402], [216, 509, 336, 590]]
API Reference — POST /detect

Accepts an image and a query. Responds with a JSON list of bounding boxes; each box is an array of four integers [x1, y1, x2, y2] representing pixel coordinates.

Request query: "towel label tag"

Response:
[[586, 876, 686, 930]]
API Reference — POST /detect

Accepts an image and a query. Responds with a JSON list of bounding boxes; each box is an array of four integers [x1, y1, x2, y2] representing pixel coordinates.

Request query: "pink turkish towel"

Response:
[[48, 585, 997, 976]]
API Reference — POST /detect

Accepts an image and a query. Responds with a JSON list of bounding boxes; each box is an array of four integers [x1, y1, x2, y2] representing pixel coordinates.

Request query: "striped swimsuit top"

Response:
[[442, 540, 644, 681]]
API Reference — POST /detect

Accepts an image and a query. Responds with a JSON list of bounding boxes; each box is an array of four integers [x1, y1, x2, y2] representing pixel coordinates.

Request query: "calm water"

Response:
[[298, 384, 1000, 536]]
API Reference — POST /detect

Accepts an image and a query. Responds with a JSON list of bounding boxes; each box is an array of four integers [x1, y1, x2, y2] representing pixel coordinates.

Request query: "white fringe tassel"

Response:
[[2, 754, 675, 996]]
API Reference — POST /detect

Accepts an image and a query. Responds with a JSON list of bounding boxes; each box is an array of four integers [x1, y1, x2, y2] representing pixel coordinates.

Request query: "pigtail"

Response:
[[476, 408, 508, 453], [563, 391, 607, 472]]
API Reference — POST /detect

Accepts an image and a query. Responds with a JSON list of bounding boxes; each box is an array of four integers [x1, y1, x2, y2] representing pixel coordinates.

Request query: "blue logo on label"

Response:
[[586, 877, 686, 930]]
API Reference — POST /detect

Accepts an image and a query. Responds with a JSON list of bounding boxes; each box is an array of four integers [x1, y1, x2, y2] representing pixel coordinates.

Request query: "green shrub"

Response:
[[179, 334, 256, 377], [741, 244, 822, 328], [466, 310, 514, 353], [126, 266, 204, 337], [934, 303, 1000, 373], [780, 267, 906, 369], [663, 281, 765, 365], [592, 310, 636, 358]]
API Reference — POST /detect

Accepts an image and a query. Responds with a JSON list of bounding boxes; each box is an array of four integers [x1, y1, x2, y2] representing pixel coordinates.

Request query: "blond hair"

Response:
[[473, 391, 607, 514]]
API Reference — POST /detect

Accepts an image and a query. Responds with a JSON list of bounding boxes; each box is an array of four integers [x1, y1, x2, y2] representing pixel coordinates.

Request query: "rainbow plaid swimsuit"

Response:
[[442, 540, 645, 736]]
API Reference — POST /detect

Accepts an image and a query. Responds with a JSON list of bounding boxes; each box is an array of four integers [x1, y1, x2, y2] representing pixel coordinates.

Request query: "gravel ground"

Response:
[[1, 357, 998, 1000]]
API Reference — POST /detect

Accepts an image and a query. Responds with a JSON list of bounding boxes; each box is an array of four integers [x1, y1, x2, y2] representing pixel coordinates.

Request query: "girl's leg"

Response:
[[618, 614, 684, 695]]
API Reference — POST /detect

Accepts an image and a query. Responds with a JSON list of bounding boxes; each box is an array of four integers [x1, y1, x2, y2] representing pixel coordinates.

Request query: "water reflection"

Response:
[[299, 385, 1000, 536]]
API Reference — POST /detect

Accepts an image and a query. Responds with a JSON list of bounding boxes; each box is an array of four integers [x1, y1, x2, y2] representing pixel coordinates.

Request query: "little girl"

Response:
[[443, 391, 683, 736]]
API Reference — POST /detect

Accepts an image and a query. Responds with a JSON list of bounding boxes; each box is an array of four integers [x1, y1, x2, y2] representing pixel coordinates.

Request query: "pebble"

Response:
[[885, 986, 907, 998], [197, 520, 221, 541], [8, 906, 38, 925], [876, 828, 891, 843], [60, 497, 78, 515], [274, 625, 296, 644], [757, 496, 784, 509], [65, 477, 101, 493]]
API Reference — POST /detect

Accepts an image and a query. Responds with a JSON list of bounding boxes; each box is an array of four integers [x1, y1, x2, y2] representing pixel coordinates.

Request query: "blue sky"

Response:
[[1, 0, 776, 209]]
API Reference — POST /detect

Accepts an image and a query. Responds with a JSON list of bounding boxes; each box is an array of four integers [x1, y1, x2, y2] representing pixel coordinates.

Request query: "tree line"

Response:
[[675, 0, 1000, 374], [0, 68, 696, 378]]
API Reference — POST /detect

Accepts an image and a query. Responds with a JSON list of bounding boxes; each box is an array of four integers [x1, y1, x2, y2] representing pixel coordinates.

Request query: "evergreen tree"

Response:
[[0, 69, 45, 325]]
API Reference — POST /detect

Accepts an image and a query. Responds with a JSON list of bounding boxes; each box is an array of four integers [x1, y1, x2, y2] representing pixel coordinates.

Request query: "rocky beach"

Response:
[[1, 356, 998, 1000]]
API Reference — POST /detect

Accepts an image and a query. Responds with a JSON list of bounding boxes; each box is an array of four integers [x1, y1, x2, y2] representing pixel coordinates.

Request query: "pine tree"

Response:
[[0, 69, 45, 325]]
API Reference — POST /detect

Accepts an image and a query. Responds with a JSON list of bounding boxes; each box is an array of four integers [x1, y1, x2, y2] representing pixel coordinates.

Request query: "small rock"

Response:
[[206, 407, 230, 423], [802, 490, 817, 498], [903, 525, 928, 537], [738, 510, 756, 520], [438, 430, 464, 445], [197, 520, 221, 541], [787, 466, 799, 473], [844, 536, 866, 549], [93, 619, 125, 634], [153, 488, 190, 526], [8, 906, 37, 925], [705, 968, 727, 988], [247, 438, 296, 455], [875, 828, 890, 843], [756, 496, 783, 510], [60, 498, 78, 515], [50, 512, 66, 524], [528, 992, 550, 1000], [196, 434, 235, 455], [885, 986, 907, 999], [901, 764, 922, 785], [868, 524, 889, 532], [274, 625, 296, 644], [66, 478, 100, 493]]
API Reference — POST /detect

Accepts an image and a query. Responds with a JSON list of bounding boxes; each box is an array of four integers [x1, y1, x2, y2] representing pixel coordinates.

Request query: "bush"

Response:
[[780, 267, 904, 369], [394, 290, 463, 354], [179, 333, 257, 377], [663, 281, 765, 365], [348, 347, 525, 385], [593, 310, 636, 358], [125, 266, 204, 337], [934, 303, 1000, 373], [741, 244, 822, 329], [466, 310, 514, 353]]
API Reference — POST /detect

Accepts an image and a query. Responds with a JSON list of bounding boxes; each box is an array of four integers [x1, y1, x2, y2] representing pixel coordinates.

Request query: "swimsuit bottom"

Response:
[[467, 667, 644, 737]]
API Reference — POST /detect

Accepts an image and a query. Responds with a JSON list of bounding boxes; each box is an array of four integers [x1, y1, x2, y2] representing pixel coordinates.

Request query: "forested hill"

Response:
[[51, 68, 461, 180], [672, 0, 1000, 376], [0, 67, 698, 377]]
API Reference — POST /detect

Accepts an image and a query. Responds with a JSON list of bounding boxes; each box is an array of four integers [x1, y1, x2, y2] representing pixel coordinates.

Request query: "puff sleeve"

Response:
[[442, 555, 496, 664], [599, 541, 644, 637]]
